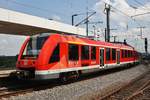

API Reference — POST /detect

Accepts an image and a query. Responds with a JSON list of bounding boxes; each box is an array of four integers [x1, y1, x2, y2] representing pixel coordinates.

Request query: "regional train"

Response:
[[15, 33, 139, 81]]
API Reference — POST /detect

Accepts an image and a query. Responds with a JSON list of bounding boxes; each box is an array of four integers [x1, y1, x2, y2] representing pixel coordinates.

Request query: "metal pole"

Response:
[[71, 14, 78, 26], [105, 28, 107, 41], [137, 26, 146, 39], [72, 15, 74, 26], [105, 4, 110, 42], [145, 38, 148, 54], [111, 35, 117, 42], [93, 25, 96, 40], [86, 9, 89, 36], [114, 36, 116, 42]]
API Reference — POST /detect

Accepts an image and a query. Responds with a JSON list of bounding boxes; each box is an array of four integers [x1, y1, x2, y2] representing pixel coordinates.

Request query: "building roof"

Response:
[[0, 8, 86, 36]]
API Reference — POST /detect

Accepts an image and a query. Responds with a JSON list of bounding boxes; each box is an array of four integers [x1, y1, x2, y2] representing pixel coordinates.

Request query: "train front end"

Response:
[[16, 35, 48, 79]]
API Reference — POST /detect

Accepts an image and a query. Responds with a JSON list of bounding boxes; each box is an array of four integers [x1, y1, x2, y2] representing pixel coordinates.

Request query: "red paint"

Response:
[[17, 34, 139, 73]]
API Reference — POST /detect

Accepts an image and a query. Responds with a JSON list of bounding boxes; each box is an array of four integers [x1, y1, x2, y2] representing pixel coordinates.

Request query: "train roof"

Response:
[[59, 34, 135, 50], [31, 33, 135, 51]]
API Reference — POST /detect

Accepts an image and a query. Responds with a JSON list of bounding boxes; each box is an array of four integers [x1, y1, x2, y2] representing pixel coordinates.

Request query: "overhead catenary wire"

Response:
[[133, 0, 150, 11], [75, 12, 96, 27], [131, 11, 150, 17]]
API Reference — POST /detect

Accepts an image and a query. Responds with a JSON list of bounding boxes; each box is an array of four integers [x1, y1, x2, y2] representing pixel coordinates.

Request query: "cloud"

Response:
[[94, 0, 150, 28], [94, 0, 129, 30], [94, 0, 150, 52]]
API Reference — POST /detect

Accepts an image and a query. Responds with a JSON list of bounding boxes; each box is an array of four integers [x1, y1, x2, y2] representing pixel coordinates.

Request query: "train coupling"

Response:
[[9, 70, 35, 79]]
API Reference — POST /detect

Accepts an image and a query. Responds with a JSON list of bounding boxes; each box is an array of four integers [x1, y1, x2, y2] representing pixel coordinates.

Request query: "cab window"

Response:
[[49, 44, 60, 63]]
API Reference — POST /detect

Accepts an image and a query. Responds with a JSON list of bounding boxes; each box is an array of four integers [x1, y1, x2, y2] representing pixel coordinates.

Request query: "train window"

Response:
[[127, 50, 129, 58], [37, 36, 48, 50], [81, 45, 89, 60], [128, 51, 129, 57], [123, 50, 125, 58], [106, 48, 111, 61], [112, 49, 116, 60], [129, 51, 131, 57], [121, 50, 124, 58], [22, 36, 48, 58], [68, 44, 79, 61], [49, 44, 60, 63], [129, 50, 131, 57], [125, 50, 127, 58], [131, 51, 133, 57], [133, 51, 135, 57], [91, 46, 96, 60], [128, 50, 130, 58]]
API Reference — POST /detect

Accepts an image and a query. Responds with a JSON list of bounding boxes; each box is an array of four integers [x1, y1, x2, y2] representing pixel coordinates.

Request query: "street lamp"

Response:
[[72, 12, 95, 26], [72, 14, 78, 26]]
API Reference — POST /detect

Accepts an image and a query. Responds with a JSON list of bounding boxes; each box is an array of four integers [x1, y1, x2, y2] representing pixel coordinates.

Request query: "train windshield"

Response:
[[22, 36, 48, 58]]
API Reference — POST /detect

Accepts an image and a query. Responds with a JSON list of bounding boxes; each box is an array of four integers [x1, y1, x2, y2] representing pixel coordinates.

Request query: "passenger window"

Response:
[[125, 50, 128, 58], [81, 45, 89, 60], [129, 51, 131, 57], [91, 46, 96, 60], [69, 44, 79, 60], [128, 50, 130, 58], [131, 51, 133, 57], [121, 50, 124, 58], [49, 44, 60, 63], [106, 48, 111, 61], [123, 50, 125, 58], [112, 49, 116, 60]]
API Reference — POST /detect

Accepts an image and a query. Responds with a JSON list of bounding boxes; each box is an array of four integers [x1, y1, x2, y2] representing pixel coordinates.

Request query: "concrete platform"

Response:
[[0, 69, 15, 77]]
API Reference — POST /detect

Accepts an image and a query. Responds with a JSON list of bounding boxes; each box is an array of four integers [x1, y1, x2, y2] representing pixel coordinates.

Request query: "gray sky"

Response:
[[0, 34, 26, 56]]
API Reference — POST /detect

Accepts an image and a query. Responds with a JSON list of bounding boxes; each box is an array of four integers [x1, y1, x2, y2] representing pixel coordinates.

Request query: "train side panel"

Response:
[[16, 34, 139, 80]]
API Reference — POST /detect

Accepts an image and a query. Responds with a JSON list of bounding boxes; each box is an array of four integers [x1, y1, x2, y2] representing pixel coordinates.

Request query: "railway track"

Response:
[[0, 70, 15, 77], [0, 79, 59, 99], [0, 87, 33, 98], [127, 80, 150, 100], [0, 73, 10, 78], [0, 83, 33, 98], [100, 71, 150, 100], [0, 65, 145, 99], [0, 66, 132, 99]]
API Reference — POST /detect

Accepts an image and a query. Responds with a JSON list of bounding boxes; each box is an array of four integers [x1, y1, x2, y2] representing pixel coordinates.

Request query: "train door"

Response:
[[100, 48, 104, 66], [117, 50, 120, 64]]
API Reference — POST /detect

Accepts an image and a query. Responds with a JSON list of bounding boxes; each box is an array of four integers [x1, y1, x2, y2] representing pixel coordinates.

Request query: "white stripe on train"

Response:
[[35, 60, 139, 75]]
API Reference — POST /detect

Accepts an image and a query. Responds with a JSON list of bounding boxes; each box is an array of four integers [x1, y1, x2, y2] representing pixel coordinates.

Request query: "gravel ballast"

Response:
[[4, 64, 150, 100]]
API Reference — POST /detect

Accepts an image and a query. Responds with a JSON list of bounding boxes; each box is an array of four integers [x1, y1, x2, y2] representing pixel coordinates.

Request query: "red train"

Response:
[[15, 33, 139, 80]]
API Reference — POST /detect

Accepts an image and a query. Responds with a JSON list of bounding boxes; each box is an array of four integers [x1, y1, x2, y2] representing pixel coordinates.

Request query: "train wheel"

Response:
[[59, 71, 80, 83], [74, 71, 80, 80], [59, 73, 68, 83], [61, 75, 68, 82]]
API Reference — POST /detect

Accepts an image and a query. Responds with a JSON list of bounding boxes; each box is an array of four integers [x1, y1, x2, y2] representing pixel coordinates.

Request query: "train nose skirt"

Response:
[[12, 70, 35, 79]]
